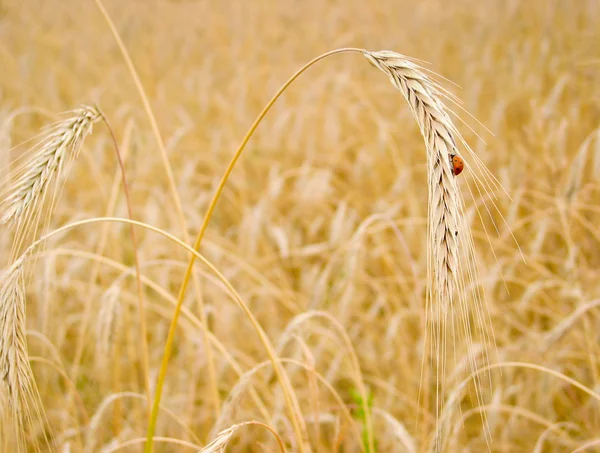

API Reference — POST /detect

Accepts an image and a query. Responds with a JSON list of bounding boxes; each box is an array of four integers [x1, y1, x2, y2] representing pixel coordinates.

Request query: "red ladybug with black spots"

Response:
[[450, 154, 464, 176]]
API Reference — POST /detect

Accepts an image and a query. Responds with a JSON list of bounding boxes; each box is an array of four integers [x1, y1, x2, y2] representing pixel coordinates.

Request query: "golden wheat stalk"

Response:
[[0, 105, 101, 255], [364, 50, 492, 450]]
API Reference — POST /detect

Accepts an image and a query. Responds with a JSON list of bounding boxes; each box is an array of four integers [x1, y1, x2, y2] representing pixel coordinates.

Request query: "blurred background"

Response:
[[1, 0, 600, 451]]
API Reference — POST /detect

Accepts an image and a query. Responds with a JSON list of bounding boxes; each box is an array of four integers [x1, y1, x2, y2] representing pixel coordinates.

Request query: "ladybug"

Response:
[[450, 154, 464, 176]]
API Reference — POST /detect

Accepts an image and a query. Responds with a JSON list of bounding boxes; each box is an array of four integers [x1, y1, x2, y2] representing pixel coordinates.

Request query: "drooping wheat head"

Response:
[[0, 105, 99, 450], [363, 50, 495, 450], [364, 50, 461, 311], [0, 258, 45, 449], [0, 105, 101, 257]]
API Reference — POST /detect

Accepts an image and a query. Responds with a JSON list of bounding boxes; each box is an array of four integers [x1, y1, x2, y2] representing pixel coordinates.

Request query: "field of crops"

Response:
[[1, 1, 599, 452]]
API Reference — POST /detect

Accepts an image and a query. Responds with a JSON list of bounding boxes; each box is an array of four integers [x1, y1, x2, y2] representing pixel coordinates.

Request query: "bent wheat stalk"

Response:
[[0, 105, 100, 450], [145, 47, 489, 452], [145, 48, 366, 453]]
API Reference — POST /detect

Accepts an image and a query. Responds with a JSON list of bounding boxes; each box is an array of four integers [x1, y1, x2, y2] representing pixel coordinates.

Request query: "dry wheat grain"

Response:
[[363, 50, 461, 307], [0, 105, 101, 255], [363, 50, 492, 451], [0, 259, 29, 412], [0, 258, 40, 448]]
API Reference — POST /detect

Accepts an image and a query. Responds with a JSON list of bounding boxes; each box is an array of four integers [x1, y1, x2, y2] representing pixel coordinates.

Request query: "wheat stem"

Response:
[[144, 47, 365, 453], [92, 0, 220, 428], [98, 110, 152, 417]]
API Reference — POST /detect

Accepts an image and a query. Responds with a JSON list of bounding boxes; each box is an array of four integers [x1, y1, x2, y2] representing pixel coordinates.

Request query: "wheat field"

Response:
[[1, 0, 600, 452]]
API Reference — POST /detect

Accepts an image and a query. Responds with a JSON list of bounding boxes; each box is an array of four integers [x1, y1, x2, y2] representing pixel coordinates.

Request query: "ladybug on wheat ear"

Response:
[[450, 153, 464, 176]]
